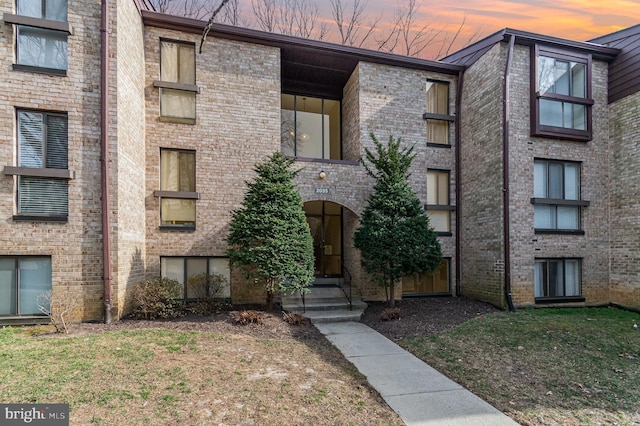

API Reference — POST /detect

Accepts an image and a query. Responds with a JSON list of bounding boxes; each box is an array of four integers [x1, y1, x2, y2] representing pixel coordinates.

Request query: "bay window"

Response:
[[532, 46, 592, 141]]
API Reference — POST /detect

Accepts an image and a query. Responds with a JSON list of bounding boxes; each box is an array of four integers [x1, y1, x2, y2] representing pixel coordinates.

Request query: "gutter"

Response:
[[502, 35, 516, 312], [455, 69, 464, 297], [101, 0, 112, 324]]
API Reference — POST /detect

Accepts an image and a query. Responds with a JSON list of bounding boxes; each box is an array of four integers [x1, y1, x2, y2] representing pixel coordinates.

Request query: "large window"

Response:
[[281, 94, 341, 160], [402, 259, 450, 295], [532, 159, 588, 233], [161, 257, 231, 299], [4, 110, 70, 219], [534, 258, 581, 300], [426, 170, 452, 234], [0, 257, 52, 316], [153, 40, 197, 122], [3, 0, 70, 72], [532, 46, 592, 141], [424, 81, 454, 146], [155, 149, 197, 229]]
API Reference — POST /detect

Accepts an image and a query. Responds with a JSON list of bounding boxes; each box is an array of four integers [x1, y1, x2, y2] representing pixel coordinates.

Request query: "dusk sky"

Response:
[[283, 0, 640, 58]]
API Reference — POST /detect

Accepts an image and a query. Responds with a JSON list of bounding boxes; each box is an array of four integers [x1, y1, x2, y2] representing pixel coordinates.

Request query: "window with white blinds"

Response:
[[17, 110, 69, 217]]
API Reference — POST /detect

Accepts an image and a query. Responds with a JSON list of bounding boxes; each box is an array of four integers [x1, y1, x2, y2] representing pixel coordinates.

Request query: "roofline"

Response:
[[141, 10, 464, 75], [589, 24, 640, 44], [443, 28, 620, 65]]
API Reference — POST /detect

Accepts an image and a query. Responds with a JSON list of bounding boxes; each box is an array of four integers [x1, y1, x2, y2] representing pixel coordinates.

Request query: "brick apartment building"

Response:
[[0, 0, 638, 323]]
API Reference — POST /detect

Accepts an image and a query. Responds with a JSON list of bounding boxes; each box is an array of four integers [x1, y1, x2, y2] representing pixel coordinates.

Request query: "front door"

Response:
[[304, 201, 342, 276]]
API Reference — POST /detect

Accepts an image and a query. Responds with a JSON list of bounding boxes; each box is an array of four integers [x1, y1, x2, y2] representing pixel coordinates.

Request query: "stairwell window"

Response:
[[153, 40, 197, 123], [3, 110, 71, 220], [3, 0, 71, 73], [535, 258, 582, 301], [532, 46, 592, 141], [155, 149, 198, 229], [426, 170, 453, 234], [532, 159, 589, 233], [424, 80, 454, 146]]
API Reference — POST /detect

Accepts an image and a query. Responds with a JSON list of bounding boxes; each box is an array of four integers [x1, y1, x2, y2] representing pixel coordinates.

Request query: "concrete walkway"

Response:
[[314, 321, 519, 426]]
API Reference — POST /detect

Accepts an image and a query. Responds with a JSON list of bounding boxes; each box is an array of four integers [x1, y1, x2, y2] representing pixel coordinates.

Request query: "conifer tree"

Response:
[[354, 133, 442, 307], [227, 152, 314, 310]]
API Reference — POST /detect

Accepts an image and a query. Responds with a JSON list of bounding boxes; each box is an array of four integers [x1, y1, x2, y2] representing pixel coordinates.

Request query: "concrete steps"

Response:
[[281, 278, 367, 323]]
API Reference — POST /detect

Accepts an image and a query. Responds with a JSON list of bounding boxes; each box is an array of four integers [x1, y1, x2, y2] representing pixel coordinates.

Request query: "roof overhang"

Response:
[[142, 10, 463, 99]]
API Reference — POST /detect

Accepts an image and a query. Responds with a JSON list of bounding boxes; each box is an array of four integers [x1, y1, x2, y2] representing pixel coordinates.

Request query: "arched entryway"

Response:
[[303, 201, 343, 277]]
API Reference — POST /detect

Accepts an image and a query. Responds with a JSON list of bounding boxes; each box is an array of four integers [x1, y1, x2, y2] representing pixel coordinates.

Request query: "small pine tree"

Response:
[[354, 133, 442, 307], [226, 152, 314, 310]]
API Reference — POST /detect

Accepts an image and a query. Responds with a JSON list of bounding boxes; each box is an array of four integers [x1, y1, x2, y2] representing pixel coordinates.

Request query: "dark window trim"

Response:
[[159, 224, 196, 231], [531, 44, 593, 141], [160, 256, 230, 300], [530, 198, 589, 207], [159, 38, 197, 83], [153, 80, 198, 92], [0, 255, 52, 317], [534, 257, 582, 300], [435, 232, 453, 237], [534, 229, 585, 235], [12, 64, 66, 76], [4, 166, 74, 179], [424, 204, 457, 211], [158, 116, 196, 125], [13, 214, 67, 222], [535, 296, 585, 304], [153, 190, 199, 199], [291, 157, 359, 166], [427, 142, 452, 149], [3, 13, 72, 34], [423, 112, 455, 121]]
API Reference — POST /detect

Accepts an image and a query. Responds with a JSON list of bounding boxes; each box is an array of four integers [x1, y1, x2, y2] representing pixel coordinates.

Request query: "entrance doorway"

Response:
[[303, 201, 342, 276]]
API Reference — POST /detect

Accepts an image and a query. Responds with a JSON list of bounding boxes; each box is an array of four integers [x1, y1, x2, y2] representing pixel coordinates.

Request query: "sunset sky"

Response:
[[283, 0, 640, 58]]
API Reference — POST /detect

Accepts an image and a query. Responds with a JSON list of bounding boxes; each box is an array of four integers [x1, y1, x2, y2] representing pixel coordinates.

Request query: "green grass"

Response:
[[401, 307, 640, 425]]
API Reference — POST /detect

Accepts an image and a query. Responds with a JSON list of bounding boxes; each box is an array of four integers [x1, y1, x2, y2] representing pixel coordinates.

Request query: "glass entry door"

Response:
[[304, 201, 342, 276]]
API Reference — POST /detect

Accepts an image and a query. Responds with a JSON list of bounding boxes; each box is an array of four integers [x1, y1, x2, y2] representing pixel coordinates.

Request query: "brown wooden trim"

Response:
[[291, 157, 360, 166], [3, 13, 72, 34], [530, 198, 590, 206], [12, 64, 66, 76], [423, 113, 455, 121], [153, 190, 200, 199], [153, 80, 198, 92], [4, 166, 74, 179], [158, 116, 196, 125], [427, 142, 452, 148], [536, 92, 595, 105], [13, 215, 67, 222], [424, 205, 457, 211], [534, 229, 585, 235]]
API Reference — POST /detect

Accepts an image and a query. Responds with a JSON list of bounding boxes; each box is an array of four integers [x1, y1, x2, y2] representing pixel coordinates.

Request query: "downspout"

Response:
[[455, 69, 464, 297], [101, 0, 112, 324], [503, 35, 516, 312]]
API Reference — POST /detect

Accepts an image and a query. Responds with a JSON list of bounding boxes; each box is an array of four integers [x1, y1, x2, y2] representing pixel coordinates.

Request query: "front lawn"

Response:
[[0, 315, 401, 425], [400, 307, 640, 425]]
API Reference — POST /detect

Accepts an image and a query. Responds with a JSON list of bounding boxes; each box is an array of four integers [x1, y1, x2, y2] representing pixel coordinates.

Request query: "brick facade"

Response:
[[1, 0, 639, 323]]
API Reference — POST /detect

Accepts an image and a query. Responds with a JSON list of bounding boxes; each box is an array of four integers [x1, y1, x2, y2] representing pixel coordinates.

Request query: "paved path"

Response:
[[314, 321, 519, 426]]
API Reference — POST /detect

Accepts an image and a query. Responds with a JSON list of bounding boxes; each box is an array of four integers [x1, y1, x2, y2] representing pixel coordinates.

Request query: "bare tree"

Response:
[[434, 12, 482, 59], [150, 0, 214, 20], [251, 0, 326, 39], [216, 0, 245, 26], [377, 0, 444, 58], [329, 0, 380, 48]]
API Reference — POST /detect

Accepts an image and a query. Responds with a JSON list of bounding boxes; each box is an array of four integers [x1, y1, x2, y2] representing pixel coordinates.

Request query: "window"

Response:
[[0, 257, 52, 316], [3, 110, 70, 219], [4, 0, 71, 73], [402, 259, 450, 295], [161, 257, 231, 300], [423, 81, 454, 146], [534, 258, 581, 300], [153, 40, 197, 122], [426, 170, 452, 234], [532, 159, 589, 233], [532, 46, 592, 141], [154, 149, 198, 228], [281, 94, 341, 160]]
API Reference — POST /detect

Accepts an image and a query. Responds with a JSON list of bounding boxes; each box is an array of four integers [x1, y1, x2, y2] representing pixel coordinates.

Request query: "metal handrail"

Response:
[[340, 264, 353, 310]]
